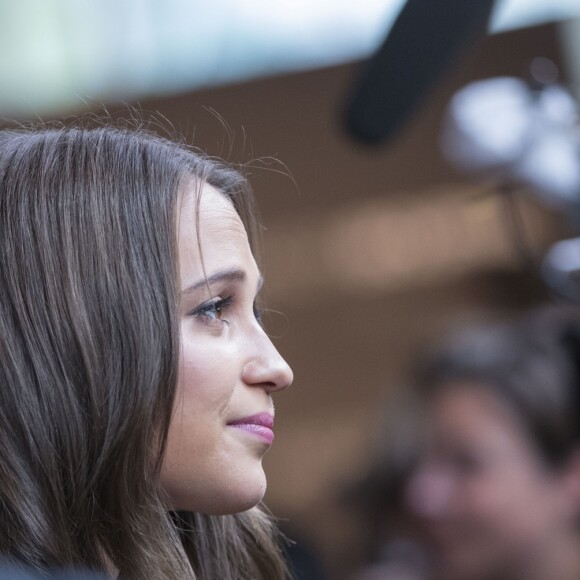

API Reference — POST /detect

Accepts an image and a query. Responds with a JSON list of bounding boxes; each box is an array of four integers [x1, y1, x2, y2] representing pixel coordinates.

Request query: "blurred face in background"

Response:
[[406, 382, 580, 580]]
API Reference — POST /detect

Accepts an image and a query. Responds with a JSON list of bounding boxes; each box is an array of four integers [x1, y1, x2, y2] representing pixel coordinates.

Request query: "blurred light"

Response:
[[265, 187, 557, 305], [442, 77, 580, 210], [1, 0, 580, 116], [490, 0, 580, 32], [530, 56, 560, 85], [441, 77, 533, 172], [542, 237, 580, 299], [514, 127, 580, 208]]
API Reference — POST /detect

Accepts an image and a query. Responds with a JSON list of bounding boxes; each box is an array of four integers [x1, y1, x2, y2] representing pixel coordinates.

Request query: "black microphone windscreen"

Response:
[[346, 0, 496, 145]]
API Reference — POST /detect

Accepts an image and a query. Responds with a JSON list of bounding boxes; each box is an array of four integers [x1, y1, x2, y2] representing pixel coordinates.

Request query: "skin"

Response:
[[407, 383, 580, 580], [160, 183, 293, 515]]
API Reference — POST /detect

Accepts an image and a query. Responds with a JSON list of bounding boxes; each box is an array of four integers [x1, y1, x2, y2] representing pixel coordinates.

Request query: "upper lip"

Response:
[[227, 412, 274, 429]]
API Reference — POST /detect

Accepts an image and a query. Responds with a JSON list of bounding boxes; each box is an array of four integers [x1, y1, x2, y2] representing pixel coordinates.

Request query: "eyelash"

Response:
[[191, 296, 234, 326], [190, 296, 263, 327]]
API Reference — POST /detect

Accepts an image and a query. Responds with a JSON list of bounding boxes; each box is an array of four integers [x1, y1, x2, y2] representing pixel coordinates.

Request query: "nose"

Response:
[[241, 328, 293, 392], [406, 466, 455, 519]]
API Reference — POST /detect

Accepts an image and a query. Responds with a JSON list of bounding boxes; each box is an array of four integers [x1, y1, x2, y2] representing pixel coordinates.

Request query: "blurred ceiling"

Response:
[[1, 0, 580, 116]]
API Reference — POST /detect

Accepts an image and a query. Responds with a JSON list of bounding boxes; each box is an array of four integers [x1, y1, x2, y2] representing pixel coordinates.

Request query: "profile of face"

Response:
[[160, 183, 293, 515], [407, 383, 580, 580]]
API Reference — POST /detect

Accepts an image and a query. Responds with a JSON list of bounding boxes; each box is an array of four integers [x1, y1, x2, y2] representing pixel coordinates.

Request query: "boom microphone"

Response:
[[346, 0, 496, 145]]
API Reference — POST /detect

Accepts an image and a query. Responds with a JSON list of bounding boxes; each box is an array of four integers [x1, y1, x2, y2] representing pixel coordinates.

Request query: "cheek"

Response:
[[167, 334, 238, 466], [460, 467, 555, 541], [176, 332, 238, 414], [438, 478, 536, 574], [160, 340, 237, 510], [177, 356, 223, 416], [160, 333, 269, 514]]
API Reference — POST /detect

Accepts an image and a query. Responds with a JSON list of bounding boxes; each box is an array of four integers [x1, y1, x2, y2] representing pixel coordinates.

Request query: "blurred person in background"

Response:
[[407, 307, 580, 580], [345, 389, 431, 580]]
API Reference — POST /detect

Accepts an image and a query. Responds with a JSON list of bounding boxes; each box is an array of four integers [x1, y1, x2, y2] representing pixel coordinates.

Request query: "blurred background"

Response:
[[3, 1, 580, 578]]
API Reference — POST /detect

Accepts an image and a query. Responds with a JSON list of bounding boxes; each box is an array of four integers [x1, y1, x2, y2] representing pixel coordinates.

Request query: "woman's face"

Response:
[[407, 384, 579, 580], [161, 183, 293, 515]]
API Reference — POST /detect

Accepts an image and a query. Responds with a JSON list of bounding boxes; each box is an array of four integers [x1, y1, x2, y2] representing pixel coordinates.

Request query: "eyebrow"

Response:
[[181, 268, 264, 294]]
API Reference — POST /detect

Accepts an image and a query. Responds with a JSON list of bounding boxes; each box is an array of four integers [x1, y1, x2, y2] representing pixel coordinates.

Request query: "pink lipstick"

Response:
[[227, 413, 274, 444]]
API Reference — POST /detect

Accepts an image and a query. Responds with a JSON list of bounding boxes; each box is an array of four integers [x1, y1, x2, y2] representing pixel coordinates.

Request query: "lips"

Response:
[[227, 412, 275, 444]]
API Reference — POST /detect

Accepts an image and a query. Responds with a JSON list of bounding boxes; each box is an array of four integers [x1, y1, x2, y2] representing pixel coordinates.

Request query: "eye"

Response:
[[442, 448, 483, 476], [190, 296, 233, 326]]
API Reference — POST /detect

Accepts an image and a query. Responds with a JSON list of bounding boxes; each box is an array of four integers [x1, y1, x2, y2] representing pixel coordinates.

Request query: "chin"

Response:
[[207, 473, 268, 515], [170, 467, 268, 515], [207, 489, 267, 515]]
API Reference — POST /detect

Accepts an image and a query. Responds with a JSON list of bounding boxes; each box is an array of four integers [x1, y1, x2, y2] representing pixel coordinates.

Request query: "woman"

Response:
[[407, 309, 580, 580], [0, 125, 293, 578]]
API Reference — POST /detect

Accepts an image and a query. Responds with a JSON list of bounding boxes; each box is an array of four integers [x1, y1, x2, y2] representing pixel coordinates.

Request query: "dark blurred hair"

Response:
[[0, 126, 287, 579], [418, 307, 580, 469]]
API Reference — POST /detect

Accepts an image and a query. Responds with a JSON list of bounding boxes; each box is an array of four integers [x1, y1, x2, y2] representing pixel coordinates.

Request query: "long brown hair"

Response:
[[0, 125, 288, 578]]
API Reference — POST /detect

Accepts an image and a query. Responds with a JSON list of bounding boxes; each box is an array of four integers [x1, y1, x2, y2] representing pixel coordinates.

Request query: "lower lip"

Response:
[[229, 424, 275, 444]]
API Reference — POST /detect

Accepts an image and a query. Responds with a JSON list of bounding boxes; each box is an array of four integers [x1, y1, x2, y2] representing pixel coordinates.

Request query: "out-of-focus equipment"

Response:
[[345, 0, 496, 145], [441, 64, 580, 301]]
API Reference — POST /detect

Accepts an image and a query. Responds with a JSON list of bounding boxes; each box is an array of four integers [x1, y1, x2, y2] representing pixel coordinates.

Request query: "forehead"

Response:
[[178, 183, 253, 282], [433, 383, 533, 444], [179, 181, 243, 228], [434, 383, 507, 424]]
